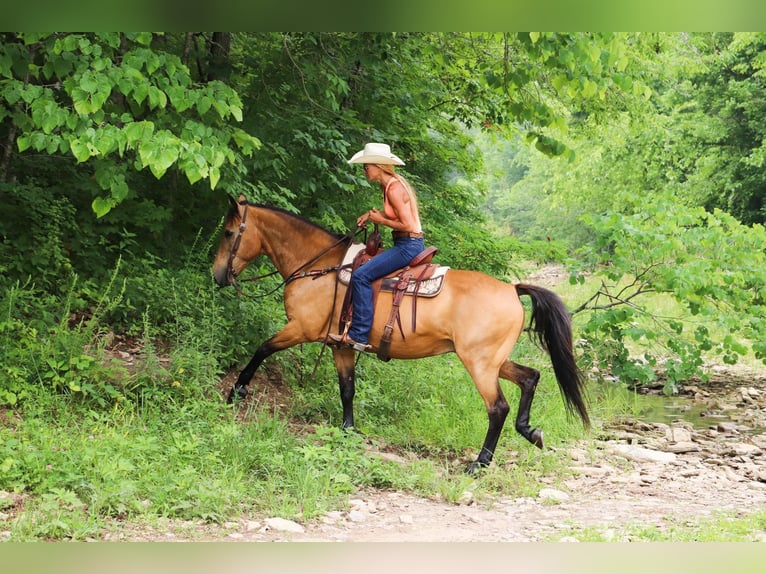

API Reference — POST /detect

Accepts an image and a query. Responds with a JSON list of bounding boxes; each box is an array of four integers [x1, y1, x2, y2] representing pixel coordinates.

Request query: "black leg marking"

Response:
[[338, 370, 356, 429], [227, 340, 278, 404], [514, 366, 543, 449], [466, 394, 510, 474]]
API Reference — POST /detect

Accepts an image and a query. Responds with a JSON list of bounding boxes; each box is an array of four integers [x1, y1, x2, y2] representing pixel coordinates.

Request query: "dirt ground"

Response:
[[88, 264, 765, 542], [90, 363, 765, 543]]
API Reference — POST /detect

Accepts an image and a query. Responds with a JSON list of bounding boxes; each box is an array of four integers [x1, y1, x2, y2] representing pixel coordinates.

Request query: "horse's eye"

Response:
[[224, 229, 234, 238]]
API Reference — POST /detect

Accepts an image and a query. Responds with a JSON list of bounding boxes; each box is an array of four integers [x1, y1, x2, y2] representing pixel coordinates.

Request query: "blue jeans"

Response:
[[347, 236, 425, 344]]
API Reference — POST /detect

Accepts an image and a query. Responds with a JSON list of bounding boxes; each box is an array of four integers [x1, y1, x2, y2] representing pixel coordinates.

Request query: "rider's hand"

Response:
[[356, 211, 371, 227]]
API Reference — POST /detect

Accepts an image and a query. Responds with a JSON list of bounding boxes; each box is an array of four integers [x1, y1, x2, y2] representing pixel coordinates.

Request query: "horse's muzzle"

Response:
[[212, 266, 232, 287]]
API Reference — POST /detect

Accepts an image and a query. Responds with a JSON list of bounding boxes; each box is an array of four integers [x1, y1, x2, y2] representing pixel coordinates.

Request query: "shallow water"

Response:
[[632, 393, 735, 430], [594, 377, 766, 434]]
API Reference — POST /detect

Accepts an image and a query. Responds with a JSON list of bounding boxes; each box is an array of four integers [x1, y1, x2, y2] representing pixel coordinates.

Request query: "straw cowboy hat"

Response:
[[347, 142, 405, 166]]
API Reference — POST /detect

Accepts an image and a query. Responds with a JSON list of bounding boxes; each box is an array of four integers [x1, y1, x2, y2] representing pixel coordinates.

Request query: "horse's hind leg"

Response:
[[500, 360, 544, 449], [462, 362, 511, 474]]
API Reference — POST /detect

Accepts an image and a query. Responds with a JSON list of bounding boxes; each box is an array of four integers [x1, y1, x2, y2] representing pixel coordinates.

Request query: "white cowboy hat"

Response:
[[347, 142, 405, 165]]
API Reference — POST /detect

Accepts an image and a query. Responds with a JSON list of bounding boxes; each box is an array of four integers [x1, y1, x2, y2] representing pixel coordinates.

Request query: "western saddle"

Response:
[[338, 226, 444, 361]]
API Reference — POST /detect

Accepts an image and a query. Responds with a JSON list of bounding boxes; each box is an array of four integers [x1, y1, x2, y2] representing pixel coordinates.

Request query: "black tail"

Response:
[[516, 283, 590, 428]]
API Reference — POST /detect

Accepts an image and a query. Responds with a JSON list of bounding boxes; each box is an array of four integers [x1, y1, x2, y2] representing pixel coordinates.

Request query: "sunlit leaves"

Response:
[[2, 32, 259, 215], [577, 195, 766, 391]]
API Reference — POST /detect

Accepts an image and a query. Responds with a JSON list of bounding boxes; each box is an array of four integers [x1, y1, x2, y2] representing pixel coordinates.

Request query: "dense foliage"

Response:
[[3, 31, 766, 538], [482, 32, 766, 391]]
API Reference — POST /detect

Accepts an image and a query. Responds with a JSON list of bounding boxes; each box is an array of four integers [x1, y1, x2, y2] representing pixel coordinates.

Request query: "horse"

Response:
[[212, 195, 589, 473]]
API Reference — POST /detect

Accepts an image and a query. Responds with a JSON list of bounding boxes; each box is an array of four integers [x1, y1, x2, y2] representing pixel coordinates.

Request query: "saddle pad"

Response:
[[338, 244, 449, 298]]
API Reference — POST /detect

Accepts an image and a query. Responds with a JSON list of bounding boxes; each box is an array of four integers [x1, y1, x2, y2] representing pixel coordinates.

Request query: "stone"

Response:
[[568, 448, 588, 462], [245, 520, 261, 532], [664, 442, 700, 454], [569, 465, 610, 478], [264, 517, 305, 533], [718, 422, 739, 433], [399, 514, 414, 524], [665, 427, 693, 443], [322, 511, 344, 524], [608, 444, 677, 464], [458, 491, 475, 505], [728, 443, 762, 457], [347, 510, 367, 523], [538, 488, 570, 503]]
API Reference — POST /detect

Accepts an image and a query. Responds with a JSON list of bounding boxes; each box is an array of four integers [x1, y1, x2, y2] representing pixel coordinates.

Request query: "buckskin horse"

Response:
[[212, 195, 589, 473]]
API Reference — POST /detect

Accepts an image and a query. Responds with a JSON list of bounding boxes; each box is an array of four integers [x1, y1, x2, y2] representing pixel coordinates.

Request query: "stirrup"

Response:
[[328, 333, 371, 352]]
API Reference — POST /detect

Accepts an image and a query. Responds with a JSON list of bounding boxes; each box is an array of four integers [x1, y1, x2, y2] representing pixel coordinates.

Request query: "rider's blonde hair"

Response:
[[375, 164, 419, 211]]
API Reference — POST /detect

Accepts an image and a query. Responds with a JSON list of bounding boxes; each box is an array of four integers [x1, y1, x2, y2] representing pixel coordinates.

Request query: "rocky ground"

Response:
[[91, 367, 765, 542], [5, 264, 764, 542]]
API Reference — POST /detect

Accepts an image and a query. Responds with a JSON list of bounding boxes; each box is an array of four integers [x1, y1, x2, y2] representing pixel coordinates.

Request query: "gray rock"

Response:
[[665, 427, 693, 443], [458, 491, 475, 505], [538, 488, 570, 503], [347, 510, 367, 523], [728, 443, 762, 457], [717, 422, 739, 433], [608, 444, 677, 464], [264, 517, 305, 533], [664, 441, 700, 454], [245, 520, 261, 532]]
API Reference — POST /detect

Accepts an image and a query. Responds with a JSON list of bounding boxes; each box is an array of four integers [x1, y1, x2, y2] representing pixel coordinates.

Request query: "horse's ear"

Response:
[[237, 194, 247, 204], [228, 194, 238, 208]]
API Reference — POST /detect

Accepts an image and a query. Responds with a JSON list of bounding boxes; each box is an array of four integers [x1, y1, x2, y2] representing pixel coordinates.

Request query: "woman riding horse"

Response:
[[212, 173, 589, 474], [328, 142, 425, 352]]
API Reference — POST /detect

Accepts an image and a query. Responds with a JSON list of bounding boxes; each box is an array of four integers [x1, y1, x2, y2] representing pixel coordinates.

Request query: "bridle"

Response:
[[223, 200, 370, 374], [224, 199, 362, 298], [225, 199, 252, 288]]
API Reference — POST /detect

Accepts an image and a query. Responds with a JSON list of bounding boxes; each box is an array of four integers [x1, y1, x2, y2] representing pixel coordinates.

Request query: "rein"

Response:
[[226, 200, 362, 299], [224, 200, 369, 378]]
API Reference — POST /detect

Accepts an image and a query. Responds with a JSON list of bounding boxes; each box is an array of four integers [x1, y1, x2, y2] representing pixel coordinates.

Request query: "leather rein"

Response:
[[225, 200, 361, 299], [224, 201, 370, 375]]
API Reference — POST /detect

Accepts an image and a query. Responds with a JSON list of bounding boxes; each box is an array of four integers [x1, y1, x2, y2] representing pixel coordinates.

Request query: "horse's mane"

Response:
[[228, 201, 350, 243]]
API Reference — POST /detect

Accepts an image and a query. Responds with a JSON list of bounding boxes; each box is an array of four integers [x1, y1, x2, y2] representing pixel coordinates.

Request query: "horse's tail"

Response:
[[515, 283, 590, 428]]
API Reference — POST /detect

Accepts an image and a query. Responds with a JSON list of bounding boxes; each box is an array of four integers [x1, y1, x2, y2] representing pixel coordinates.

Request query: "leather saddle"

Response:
[[337, 227, 448, 361]]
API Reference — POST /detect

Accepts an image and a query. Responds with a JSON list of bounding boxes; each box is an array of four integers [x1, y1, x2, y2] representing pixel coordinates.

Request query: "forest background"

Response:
[[1, 32, 766, 539]]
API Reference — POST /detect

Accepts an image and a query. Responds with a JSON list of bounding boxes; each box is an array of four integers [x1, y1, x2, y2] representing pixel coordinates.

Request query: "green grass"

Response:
[[0, 328, 602, 541], [548, 510, 766, 542], [5, 256, 757, 541]]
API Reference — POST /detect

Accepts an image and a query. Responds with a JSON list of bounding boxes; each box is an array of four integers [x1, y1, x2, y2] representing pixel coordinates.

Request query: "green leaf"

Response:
[[197, 96, 212, 115], [92, 196, 115, 218], [209, 166, 220, 189], [111, 175, 129, 202], [16, 134, 31, 152], [70, 138, 91, 162], [124, 121, 155, 145]]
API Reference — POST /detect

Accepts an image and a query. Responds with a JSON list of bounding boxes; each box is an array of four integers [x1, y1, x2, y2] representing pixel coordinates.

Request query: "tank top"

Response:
[[383, 178, 422, 233]]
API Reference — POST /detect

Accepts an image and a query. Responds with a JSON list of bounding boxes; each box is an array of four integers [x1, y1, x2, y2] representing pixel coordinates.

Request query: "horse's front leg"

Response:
[[228, 322, 306, 404], [333, 347, 357, 429], [227, 340, 278, 403]]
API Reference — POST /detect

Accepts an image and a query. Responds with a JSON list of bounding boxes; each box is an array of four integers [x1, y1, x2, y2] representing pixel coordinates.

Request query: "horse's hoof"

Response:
[[227, 386, 248, 404], [530, 428, 544, 449], [465, 461, 487, 475]]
